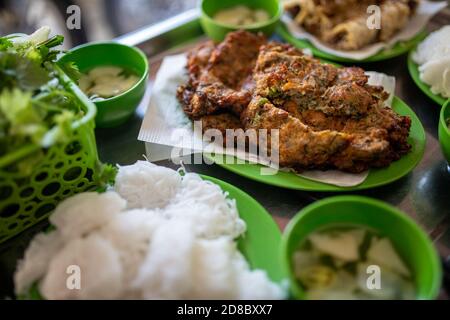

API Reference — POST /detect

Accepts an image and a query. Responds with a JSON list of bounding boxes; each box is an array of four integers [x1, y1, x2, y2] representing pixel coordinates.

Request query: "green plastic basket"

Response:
[[0, 67, 99, 243]]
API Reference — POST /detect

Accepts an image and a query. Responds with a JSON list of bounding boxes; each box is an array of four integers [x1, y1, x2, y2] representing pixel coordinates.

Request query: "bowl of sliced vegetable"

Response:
[[439, 100, 450, 164], [58, 42, 149, 128], [282, 196, 442, 300]]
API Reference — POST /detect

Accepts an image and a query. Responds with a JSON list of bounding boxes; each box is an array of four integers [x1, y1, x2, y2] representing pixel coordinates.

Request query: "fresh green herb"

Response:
[[258, 97, 269, 106], [0, 34, 65, 92]]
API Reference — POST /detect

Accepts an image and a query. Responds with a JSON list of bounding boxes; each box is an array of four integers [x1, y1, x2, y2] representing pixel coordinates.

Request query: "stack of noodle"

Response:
[[14, 161, 285, 300]]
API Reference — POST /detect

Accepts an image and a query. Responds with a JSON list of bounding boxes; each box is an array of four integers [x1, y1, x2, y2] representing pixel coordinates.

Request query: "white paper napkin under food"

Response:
[[138, 54, 396, 187], [283, 0, 447, 60]]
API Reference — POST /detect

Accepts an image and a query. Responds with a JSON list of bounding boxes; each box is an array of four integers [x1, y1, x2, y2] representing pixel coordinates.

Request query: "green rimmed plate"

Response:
[[407, 50, 448, 106], [277, 23, 427, 63], [206, 97, 426, 192], [22, 175, 286, 299]]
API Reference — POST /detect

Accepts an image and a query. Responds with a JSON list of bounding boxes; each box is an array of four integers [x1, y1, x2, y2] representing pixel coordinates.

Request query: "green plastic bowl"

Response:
[[200, 0, 282, 42], [282, 196, 442, 300], [58, 42, 149, 128], [439, 100, 450, 163]]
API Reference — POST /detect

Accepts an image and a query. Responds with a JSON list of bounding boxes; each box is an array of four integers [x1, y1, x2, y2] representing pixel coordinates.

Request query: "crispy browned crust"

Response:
[[177, 31, 411, 173], [177, 30, 266, 119]]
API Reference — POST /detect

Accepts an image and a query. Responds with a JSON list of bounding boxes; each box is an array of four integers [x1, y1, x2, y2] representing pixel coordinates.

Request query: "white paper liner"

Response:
[[283, 0, 447, 60], [139, 54, 397, 187]]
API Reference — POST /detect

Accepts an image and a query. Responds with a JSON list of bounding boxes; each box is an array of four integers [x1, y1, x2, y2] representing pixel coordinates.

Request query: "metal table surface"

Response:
[[0, 8, 449, 299]]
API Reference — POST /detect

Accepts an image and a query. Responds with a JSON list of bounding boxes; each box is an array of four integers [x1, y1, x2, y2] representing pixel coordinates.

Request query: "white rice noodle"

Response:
[[134, 221, 284, 300], [14, 231, 64, 295], [98, 209, 164, 288], [15, 161, 285, 300], [165, 173, 246, 239]]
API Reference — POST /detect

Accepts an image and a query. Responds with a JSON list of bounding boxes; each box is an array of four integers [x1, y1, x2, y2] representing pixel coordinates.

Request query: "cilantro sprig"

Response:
[[0, 30, 84, 173]]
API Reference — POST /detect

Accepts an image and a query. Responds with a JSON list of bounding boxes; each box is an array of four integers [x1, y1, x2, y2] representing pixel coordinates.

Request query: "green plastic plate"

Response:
[[407, 50, 448, 106], [23, 175, 286, 299], [277, 23, 427, 63], [206, 97, 426, 192]]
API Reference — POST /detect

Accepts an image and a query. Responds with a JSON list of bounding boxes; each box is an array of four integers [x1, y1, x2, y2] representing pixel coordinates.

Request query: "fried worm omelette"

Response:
[[177, 31, 411, 173]]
